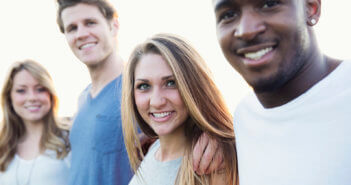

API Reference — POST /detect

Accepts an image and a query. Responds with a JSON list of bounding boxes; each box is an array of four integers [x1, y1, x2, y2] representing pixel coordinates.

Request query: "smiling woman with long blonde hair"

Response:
[[122, 33, 238, 185], [0, 60, 70, 185]]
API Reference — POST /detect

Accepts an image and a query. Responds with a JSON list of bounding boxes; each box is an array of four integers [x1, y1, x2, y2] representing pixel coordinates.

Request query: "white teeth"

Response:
[[80, 43, 96, 49], [153, 112, 171, 118], [26, 105, 40, 111], [244, 47, 273, 60]]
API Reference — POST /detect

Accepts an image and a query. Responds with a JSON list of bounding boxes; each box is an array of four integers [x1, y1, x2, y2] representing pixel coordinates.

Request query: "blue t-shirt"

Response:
[[69, 75, 133, 185]]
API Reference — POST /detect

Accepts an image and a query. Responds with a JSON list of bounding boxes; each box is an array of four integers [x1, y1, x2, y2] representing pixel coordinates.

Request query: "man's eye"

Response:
[[66, 26, 77, 33], [262, 0, 280, 9], [218, 10, 238, 23], [86, 21, 96, 26], [137, 83, 150, 90]]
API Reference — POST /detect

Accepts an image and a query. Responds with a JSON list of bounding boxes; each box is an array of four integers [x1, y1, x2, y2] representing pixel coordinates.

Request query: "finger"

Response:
[[193, 133, 209, 172], [205, 145, 224, 174], [218, 156, 225, 170], [197, 137, 218, 175]]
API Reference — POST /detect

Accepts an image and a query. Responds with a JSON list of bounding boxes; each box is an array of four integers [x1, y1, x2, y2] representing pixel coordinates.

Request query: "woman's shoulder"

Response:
[[147, 139, 160, 153], [140, 139, 160, 165]]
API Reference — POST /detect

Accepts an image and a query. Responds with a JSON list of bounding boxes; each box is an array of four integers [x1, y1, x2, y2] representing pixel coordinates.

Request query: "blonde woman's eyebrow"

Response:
[[135, 79, 149, 82], [162, 75, 174, 80]]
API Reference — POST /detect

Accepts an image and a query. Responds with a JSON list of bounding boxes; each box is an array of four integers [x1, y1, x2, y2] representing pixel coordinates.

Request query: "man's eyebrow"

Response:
[[84, 17, 97, 22], [214, 0, 232, 12]]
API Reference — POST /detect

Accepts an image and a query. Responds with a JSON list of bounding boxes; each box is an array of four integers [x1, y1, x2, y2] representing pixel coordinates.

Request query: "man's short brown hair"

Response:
[[56, 0, 118, 33]]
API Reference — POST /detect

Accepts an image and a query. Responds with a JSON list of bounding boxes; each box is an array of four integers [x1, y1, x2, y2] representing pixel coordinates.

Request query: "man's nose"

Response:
[[234, 9, 266, 41], [76, 26, 89, 40]]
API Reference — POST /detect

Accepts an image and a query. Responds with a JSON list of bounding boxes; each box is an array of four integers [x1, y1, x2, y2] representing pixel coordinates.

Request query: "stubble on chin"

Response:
[[252, 31, 308, 94]]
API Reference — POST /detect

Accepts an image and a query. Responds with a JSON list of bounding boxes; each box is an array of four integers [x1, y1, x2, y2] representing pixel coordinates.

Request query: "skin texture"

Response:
[[134, 54, 188, 138], [193, 133, 224, 174], [134, 54, 188, 161], [213, 0, 340, 108], [61, 3, 117, 68], [60, 2, 123, 98], [215, 0, 309, 93], [10, 70, 51, 125]]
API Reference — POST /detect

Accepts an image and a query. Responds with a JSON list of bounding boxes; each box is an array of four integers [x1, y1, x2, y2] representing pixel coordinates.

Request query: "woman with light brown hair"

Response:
[[122, 33, 238, 185], [0, 60, 70, 185]]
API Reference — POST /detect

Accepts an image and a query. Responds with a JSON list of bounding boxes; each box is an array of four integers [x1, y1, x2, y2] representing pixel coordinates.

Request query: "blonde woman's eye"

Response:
[[166, 80, 176, 87], [37, 87, 47, 93], [137, 83, 150, 90], [16, 89, 25, 93]]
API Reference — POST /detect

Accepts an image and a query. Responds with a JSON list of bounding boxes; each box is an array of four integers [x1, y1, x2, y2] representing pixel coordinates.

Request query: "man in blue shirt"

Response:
[[56, 0, 132, 184]]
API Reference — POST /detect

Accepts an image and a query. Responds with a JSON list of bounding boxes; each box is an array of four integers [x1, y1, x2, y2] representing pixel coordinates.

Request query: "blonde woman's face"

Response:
[[134, 54, 188, 137], [10, 70, 51, 124]]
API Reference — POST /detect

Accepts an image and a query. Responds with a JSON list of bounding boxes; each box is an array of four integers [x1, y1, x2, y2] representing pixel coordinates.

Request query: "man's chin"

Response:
[[250, 76, 287, 94], [81, 59, 101, 67]]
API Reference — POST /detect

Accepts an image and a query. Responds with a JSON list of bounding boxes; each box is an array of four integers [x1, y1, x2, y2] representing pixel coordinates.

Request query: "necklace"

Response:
[[15, 156, 38, 185]]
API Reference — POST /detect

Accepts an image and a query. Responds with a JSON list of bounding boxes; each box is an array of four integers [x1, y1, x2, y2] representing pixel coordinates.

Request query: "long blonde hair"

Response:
[[122, 33, 238, 185], [0, 60, 70, 172]]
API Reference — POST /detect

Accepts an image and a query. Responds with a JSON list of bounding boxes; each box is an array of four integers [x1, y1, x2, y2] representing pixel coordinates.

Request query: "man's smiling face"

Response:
[[213, 0, 311, 92]]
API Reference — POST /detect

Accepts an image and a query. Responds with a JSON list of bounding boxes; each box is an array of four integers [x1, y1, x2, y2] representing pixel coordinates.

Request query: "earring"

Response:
[[310, 18, 317, 25]]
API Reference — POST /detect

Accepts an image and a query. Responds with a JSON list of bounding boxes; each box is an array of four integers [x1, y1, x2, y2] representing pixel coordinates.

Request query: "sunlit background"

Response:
[[0, 0, 350, 119]]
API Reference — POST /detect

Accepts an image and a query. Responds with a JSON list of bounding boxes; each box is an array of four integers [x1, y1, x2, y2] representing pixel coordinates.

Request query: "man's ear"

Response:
[[306, 0, 321, 26]]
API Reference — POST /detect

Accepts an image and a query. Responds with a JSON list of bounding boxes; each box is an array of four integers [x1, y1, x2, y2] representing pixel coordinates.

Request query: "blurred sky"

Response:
[[0, 0, 350, 118]]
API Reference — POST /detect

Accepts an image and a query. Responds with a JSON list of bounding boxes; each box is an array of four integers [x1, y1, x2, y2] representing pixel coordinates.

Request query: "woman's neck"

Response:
[[17, 120, 44, 160], [156, 125, 187, 162]]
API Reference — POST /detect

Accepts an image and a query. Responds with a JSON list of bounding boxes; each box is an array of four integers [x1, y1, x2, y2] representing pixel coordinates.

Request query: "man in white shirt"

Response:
[[210, 0, 351, 184]]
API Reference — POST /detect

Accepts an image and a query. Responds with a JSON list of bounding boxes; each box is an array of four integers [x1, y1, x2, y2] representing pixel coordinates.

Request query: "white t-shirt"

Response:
[[128, 140, 182, 185], [0, 150, 70, 185], [234, 61, 351, 185]]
